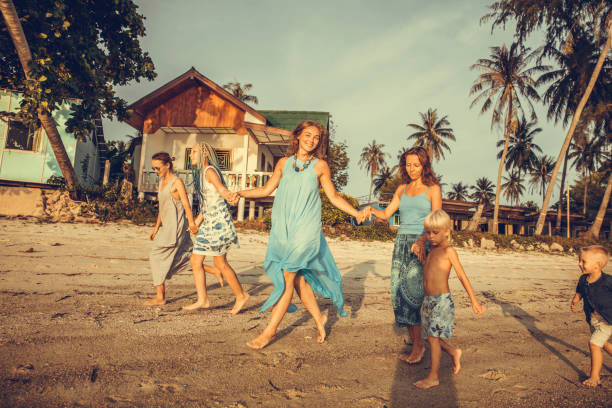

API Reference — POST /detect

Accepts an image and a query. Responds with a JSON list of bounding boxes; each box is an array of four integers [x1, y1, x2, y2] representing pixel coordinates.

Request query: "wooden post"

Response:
[[102, 159, 110, 185], [258, 206, 264, 219], [248, 200, 255, 220]]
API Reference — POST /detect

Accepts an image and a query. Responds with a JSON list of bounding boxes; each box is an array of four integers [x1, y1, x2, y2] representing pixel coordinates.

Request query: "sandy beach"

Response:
[[0, 218, 610, 407]]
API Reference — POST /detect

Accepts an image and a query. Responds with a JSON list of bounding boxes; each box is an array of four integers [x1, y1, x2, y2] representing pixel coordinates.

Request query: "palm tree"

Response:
[[529, 155, 555, 207], [587, 153, 612, 239], [359, 140, 387, 202], [222, 82, 259, 104], [0, 0, 78, 190], [501, 171, 525, 206], [470, 43, 546, 234], [568, 134, 604, 215], [496, 117, 542, 177], [466, 177, 495, 231], [373, 166, 396, 197], [533, 21, 612, 235], [447, 182, 469, 201], [407, 108, 455, 162]]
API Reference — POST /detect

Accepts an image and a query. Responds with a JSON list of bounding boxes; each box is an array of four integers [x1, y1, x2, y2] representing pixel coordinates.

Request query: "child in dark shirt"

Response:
[[571, 245, 612, 387]]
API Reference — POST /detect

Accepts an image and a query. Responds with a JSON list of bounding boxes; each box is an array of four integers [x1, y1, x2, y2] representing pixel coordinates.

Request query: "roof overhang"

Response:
[[245, 123, 292, 157], [124, 67, 267, 130], [159, 126, 237, 135]]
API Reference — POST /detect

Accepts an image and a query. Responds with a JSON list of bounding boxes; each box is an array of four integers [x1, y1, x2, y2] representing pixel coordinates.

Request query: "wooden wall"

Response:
[[142, 85, 247, 134]]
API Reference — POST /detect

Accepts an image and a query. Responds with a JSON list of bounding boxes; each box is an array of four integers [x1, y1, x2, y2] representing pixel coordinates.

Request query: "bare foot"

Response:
[[413, 377, 439, 389], [143, 297, 166, 306], [316, 314, 328, 343], [205, 266, 224, 287], [582, 377, 601, 387], [230, 293, 250, 315], [452, 348, 462, 374], [182, 299, 211, 311], [399, 346, 426, 364], [247, 332, 274, 350]]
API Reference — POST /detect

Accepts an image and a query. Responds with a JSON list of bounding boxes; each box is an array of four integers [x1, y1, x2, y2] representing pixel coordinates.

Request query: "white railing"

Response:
[[140, 169, 273, 195]]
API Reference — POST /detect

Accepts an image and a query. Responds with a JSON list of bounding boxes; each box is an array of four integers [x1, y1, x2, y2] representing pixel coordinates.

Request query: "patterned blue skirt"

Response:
[[390, 233, 426, 327]]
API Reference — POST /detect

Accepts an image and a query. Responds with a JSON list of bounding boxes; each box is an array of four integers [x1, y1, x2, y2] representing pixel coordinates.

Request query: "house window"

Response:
[[185, 148, 231, 171], [5, 120, 41, 151], [393, 214, 401, 225]]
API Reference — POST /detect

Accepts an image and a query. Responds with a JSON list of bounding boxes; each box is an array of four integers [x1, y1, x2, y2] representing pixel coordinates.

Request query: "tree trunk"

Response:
[[586, 171, 612, 240], [583, 171, 588, 215], [0, 0, 78, 190], [555, 150, 569, 232], [493, 97, 513, 235], [368, 173, 373, 203], [467, 203, 484, 231], [535, 21, 612, 235]]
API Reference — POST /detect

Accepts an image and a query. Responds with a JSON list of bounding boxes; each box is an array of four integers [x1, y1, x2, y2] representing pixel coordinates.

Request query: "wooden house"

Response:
[[123, 67, 329, 220]]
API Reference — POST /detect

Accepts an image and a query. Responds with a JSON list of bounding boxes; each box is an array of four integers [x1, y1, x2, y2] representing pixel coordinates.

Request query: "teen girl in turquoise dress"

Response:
[[368, 146, 442, 364], [237, 120, 369, 349]]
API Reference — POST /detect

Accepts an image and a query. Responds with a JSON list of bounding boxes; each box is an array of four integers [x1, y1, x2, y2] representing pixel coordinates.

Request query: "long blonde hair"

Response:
[[192, 142, 226, 207]]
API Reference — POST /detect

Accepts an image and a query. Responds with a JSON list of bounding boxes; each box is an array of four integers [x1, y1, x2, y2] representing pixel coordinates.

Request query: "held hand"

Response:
[[363, 206, 373, 221], [188, 223, 199, 234], [571, 303, 578, 313], [411, 241, 426, 263], [472, 301, 486, 315]]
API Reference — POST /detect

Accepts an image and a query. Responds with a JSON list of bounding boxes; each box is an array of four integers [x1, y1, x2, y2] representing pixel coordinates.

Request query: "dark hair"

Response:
[[399, 146, 439, 186], [151, 152, 174, 170], [286, 120, 329, 160]]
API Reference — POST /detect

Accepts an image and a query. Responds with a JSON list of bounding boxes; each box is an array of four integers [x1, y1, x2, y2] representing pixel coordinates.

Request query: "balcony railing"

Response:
[[140, 169, 273, 195]]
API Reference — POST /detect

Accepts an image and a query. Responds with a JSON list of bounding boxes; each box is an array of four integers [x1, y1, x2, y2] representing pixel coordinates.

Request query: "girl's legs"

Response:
[[247, 270, 296, 349], [143, 284, 166, 306], [294, 274, 327, 343], [399, 325, 426, 363], [204, 265, 224, 287], [213, 254, 249, 315], [183, 253, 211, 310]]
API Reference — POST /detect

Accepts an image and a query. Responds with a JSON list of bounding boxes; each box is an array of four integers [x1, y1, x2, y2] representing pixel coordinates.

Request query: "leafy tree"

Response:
[[484, 0, 612, 235], [501, 171, 525, 206], [568, 134, 605, 214], [467, 177, 495, 231], [377, 172, 403, 202], [407, 108, 455, 162], [470, 43, 545, 234], [0, 0, 156, 190], [222, 82, 258, 104], [359, 140, 387, 202], [373, 166, 396, 195], [447, 182, 470, 201], [529, 155, 555, 206], [496, 117, 542, 177], [327, 117, 349, 191], [587, 154, 612, 238]]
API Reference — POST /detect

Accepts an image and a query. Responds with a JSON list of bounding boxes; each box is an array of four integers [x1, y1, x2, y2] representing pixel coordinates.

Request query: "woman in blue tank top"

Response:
[[369, 146, 441, 364]]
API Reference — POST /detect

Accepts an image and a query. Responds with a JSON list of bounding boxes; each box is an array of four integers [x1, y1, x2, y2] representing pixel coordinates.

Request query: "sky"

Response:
[[103, 0, 576, 205]]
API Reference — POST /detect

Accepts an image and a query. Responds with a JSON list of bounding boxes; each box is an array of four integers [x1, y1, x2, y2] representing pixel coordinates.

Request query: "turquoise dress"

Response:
[[390, 185, 431, 327], [260, 157, 348, 317]]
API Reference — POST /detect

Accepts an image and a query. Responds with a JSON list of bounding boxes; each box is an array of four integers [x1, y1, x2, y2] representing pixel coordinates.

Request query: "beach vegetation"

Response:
[[359, 140, 388, 202], [466, 177, 496, 231], [407, 108, 456, 162]]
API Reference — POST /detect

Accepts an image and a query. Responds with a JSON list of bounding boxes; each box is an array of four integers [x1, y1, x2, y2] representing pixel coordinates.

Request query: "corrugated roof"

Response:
[[258, 111, 329, 132]]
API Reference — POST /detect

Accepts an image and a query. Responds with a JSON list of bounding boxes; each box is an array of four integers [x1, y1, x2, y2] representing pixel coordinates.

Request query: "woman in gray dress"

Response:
[[144, 152, 198, 306]]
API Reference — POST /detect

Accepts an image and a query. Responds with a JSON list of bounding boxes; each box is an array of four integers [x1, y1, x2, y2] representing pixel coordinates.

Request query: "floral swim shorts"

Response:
[[421, 292, 455, 339]]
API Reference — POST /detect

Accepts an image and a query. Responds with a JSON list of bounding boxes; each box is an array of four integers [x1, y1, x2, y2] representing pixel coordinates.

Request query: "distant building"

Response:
[[123, 67, 330, 220], [0, 89, 106, 187]]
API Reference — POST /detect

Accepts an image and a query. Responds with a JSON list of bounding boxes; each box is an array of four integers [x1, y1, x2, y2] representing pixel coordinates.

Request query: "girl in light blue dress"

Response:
[[184, 142, 249, 314], [237, 120, 369, 349], [368, 146, 442, 364]]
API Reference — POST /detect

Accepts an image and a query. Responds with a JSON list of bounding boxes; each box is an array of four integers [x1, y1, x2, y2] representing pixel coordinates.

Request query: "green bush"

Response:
[[320, 190, 360, 226]]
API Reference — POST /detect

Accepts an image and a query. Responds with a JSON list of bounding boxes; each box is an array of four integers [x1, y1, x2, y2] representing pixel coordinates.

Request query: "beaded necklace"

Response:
[[292, 154, 314, 172]]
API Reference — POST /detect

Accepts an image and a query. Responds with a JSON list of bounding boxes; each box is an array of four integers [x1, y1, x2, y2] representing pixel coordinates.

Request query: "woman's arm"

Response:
[[150, 211, 162, 240], [237, 157, 287, 199], [205, 167, 237, 203], [370, 185, 403, 221], [318, 160, 363, 220], [174, 178, 197, 229]]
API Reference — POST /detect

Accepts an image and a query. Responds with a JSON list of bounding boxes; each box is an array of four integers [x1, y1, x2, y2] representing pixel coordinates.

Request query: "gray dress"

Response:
[[149, 176, 193, 286]]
